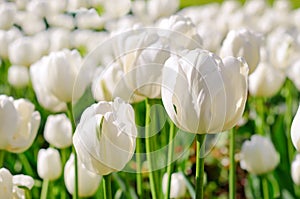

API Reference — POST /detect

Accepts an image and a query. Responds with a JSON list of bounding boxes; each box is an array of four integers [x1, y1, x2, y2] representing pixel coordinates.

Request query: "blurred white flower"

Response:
[[46, 14, 75, 30], [220, 29, 262, 74], [8, 65, 29, 88], [162, 49, 248, 134], [292, 154, 300, 185], [0, 2, 16, 30], [291, 105, 300, 152], [64, 154, 101, 197], [147, 0, 179, 21], [48, 28, 71, 52], [26, 0, 49, 18], [75, 8, 105, 30], [240, 135, 280, 175], [32, 31, 50, 57], [162, 172, 186, 198], [48, 0, 67, 14], [248, 62, 286, 97], [14, 11, 46, 35], [8, 36, 41, 66], [73, 98, 137, 175], [288, 60, 300, 91], [0, 95, 41, 153], [0, 28, 22, 60], [12, 174, 34, 198], [30, 56, 67, 112], [103, 0, 131, 19], [44, 114, 72, 149], [15, 0, 30, 10], [37, 148, 62, 180], [67, 0, 90, 12], [0, 168, 13, 198]]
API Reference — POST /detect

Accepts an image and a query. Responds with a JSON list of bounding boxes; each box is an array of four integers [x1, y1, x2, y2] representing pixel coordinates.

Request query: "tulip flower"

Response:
[[162, 172, 186, 198], [162, 49, 248, 134], [291, 105, 300, 151], [240, 135, 280, 175], [0, 167, 13, 198], [73, 97, 137, 175], [220, 29, 262, 74], [75, 8, 105, 30], [64, 154, 101, 197], [0, 28, 22, 60], [291, 154, 300, 185], [44, 114, 72, 149], [37, 148, 62, 180], [0, 2, 16, 30], [287, 60, 300, 91], [103, 0, 131, 19], [0, 95, 41, 153], [248, 62, 286, 97], [8, 65, 29, 88]]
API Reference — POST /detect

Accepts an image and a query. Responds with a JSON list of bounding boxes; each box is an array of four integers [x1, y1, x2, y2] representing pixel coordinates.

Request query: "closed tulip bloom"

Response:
[[292, 154, 300, 185], [287, 60, 300, 91], [75, 8, 105, 30], [0, 28, 22, 59], [240, 135, 280, 175], [103, 0, 131, 19], [291, 105, 300, 151], [162, 49, 248, 134], [73, 97, 137, 175], [0, 168, 13, 198], [44, 114, 72, 149], [14, 11, 46, 36], [0, 95, 41, 153], [8, 65, 29, 88], [64, 154, 101, 197], [45, 49, 82, 102], [147, 0, 179, 21], [48, 28, 71, 52], [162, 172, 186, 198], [12, 174, 34, 198], [0, 3, 16, 30], [248, 62, 286, 97], [220, 29, 261, 74], [37, 148, 62, 180]]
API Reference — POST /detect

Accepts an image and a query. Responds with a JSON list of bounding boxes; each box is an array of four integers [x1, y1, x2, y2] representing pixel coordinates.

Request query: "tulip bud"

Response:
[[147, 0, 179, 21], [73, 97, 137, 175], [0, 2, 16, 30], [75, 8, 105, 30], [37, 148, 62, 180], [291, 154, 300, 185], [0, 168, 13, 198], [0, 28, 22, 59], [220, 29, 261, 74], [240, 135, 280, 175], [291, 105, 300, 151], [8, 65, 29, 88], [248, 62, 286, 97], [287, 60, 300, 91], [103, 0, 131, 19], [162, 172, 186, 198], [162, 49, 248, 134], [44, 114, 72, 149], [64, 154, 101, 197]]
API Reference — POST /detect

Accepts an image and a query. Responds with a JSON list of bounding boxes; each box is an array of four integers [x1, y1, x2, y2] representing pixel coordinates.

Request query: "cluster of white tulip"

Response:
[[2, 0, 300, 198]]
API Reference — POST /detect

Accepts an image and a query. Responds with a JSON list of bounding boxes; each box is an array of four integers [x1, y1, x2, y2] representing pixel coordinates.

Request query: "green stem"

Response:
[[285, 80, 294, 164], [133, 104, 143, 198], [229, 128, 236, 199], [40, 179, 49, 199], [262, 176, 270, 199], [195, 134, 206, 199], [256, 98, 266, 136], [0, 150, 5, 167], [164, 122, 176, 199], [145, 99, 158, 199], [67, 103, 79, 199], [103, 174, 112, 199]]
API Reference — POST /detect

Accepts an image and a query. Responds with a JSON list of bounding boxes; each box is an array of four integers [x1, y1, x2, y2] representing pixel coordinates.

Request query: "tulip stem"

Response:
[[195, 134, 206, 199], [103, 174, 112, 199], [262, 176, 270, 199], [229, 128, 236, 199], [67, 103, 79, 199], [40, 179, 49, 199], [0, 150, 5, 167], [164, 122, 176, 199], [145, 99, 158, 199]]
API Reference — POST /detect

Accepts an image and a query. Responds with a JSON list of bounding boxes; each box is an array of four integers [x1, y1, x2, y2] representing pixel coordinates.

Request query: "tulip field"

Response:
[[2, 0, 300, 198]]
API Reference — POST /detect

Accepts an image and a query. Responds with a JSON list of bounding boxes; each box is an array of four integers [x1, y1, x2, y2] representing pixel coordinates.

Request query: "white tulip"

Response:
[[45, 49, 82, 102], [75, 8, 105, 30], [32, 31, 50, 57], [44, 114, 72, 149], [0, 95, 40, 153], [8, 65, 29, 88], [14, 11, 46, 35], [248, 62, 286, 97], [147, 0, 179, 21], [162, 49, 248, 134], [46, 14, 75, 30], [26, 0, 49, 18], [48, 28, 71, 52], [291, 105, 300, 151], [30, 56, 67, 113], [8, 37, 40, 66], [48, 0, 67, 14], [37, 148, 62, 180], [0, 168, 13, 198], [287, 60, 300, 91], [162, 172, 186, 198], [64, 154, 101, 197], [103, 0, 131, 19], [67, 0, 89, 12], [292, 154, 300, 185], [220, 29, 262, 74], [240, 135, 280, 175], [73, 97, 137, 175], [15, 0, 30, 10], [12, 174, 34, 198], [0, 2, 16, 30], [0, 28, 22, 59]]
